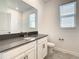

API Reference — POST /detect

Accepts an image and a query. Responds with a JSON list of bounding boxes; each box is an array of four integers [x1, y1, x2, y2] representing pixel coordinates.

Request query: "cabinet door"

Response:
[[38, 38, 47, 59], [42, 39, 47, 58], [14, 48, 36, 59], [38, 44, 43, 59]]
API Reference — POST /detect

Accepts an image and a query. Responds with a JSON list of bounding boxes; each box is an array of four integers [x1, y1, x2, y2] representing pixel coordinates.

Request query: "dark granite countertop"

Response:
[[0, 34, 48, 53]]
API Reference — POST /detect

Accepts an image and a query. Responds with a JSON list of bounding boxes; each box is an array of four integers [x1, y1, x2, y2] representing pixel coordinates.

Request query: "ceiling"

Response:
[[42, 0, 75, 3], [42, 0, 52, 3], [60, 0, 75, 4]]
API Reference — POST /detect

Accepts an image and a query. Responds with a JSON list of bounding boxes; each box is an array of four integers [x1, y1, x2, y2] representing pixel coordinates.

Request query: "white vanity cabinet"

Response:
[[0, 41, 36, 59], [0, 36, 48, 59], [37, 37, 48, 59]]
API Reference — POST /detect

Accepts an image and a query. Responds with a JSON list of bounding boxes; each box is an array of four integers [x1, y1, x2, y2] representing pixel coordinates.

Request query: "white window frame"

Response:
[[59, 1, 76, 28]]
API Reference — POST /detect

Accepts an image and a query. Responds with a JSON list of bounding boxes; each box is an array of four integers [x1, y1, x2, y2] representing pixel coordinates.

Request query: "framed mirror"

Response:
[[0, 0, 38, 34]]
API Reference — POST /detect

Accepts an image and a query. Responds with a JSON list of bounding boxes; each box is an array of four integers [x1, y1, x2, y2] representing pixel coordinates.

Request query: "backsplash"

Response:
[[0, 31, 38, 40]]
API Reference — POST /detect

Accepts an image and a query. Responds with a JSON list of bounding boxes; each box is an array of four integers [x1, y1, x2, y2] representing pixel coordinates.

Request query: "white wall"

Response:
[[39, 0, 79, 57], [22, 0, 79, 57]]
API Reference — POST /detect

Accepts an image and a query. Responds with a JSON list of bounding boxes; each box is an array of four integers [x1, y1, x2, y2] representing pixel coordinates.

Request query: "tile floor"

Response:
[[44, 50, 79, 59]]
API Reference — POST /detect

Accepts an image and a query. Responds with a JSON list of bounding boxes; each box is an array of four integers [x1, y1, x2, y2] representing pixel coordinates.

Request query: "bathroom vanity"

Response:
[[0, 34, 48, 59], [0, 0, 48, 59]]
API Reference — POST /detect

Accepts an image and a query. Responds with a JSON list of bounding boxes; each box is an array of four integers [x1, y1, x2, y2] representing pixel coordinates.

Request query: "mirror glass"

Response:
[[0, 0, 38, 34]]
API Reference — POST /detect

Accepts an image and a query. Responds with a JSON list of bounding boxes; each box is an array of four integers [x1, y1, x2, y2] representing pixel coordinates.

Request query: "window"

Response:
[[60, 2, 76, 28], [29, 13, 36, 28]]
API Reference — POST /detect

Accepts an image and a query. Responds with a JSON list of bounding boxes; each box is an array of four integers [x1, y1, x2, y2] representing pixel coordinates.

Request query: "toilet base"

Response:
[[48, 47, 54, 55]]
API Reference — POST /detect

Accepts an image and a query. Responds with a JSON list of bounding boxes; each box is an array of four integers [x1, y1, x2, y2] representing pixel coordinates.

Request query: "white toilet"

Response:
[[47, 42, 55, 54]]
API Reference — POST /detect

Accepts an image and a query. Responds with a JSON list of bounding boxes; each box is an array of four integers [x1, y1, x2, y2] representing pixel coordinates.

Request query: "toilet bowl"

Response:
[[47, 42, 55, 54]]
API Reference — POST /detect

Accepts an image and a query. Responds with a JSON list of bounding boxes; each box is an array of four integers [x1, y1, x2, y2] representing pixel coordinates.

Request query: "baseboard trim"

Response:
[[54, 47, 79, 57]]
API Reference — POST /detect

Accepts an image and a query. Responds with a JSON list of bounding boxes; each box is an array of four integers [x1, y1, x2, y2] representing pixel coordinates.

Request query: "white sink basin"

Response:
[[24, 37, 36, 40]]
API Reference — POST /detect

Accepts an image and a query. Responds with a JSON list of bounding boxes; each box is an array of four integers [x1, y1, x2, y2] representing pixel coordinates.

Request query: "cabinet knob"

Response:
[[43, 44, 45, 48]]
